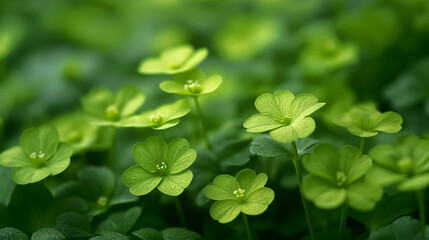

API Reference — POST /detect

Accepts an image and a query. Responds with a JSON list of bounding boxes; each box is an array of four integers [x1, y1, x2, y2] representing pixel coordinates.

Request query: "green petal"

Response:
[[213, 174, 240, 195], [180, 48, 208, 71], [365, 165, 406, 186], [209, 200, 241, 223], [132, 137, 167, 173], [12, 166, 51, 184], [302, 143, 338, 182], [372, 111, 403, 133], [157, 169, 193, 196], [204, 185, 235, 201], [397, 174, 429, 191], [414, 139, 429, 173], [120, 115, 154, 128], [369, 145, 400, 169], [290, 93, 325, 119], [161, 45, 193, 67], [347, 179, 382, 211], [236, 169, 268, 196], [138, 58, 166, 74], [20, 126, 60, 160], [346, 127, 378, 137], [81, 87, 115, 119], [115, 86, 145, 118], [303, 174, 345, 209], [166, 138, 196, 174], [0, 146, 32, 167], [122, 165, 162, 196], [160, 81, 187, 95], [338, 145, 372, 184], [243, 113, 283, 132], [174, 68, 205, 83], [269, 117, 315, 143], [254, 93, 283, 118], [272, 90, 294, 115], [46, 143, 72, 175], [200, 75, 222, 95], [151, 119, 180, 130], [241, 187, 274, 215], [157, 99, 190, 122]]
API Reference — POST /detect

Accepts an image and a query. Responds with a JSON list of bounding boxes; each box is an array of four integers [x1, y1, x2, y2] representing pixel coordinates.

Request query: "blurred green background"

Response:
[[1, 0, 429, 239]]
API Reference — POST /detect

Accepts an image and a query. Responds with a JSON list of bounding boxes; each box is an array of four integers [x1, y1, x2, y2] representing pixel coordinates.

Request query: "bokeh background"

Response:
[[1, 0, 429, 239]]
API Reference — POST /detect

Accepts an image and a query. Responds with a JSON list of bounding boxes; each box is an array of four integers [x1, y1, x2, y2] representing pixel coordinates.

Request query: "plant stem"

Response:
[[173, 197, 187, 228], [359, 137, 365, 153], [192, 96, 213, 150], [159, 130, 167, 142], [242, 213, 253, 240], [291, 141, 317, 240], [416, 190, 426, 237], [338, 203, 348, 240]]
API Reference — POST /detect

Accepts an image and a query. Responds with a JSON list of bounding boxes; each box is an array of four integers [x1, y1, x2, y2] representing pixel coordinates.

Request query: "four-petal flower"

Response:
[[0, 125, 73, 184], [204, 169, 275, 223], [122, 136, 196, 196], [243, 90, 325, 142]]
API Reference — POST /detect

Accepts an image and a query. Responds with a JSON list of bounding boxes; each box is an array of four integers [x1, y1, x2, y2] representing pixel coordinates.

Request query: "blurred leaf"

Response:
[[95, 207, 142, 235], [0, 165, 15, 205], [133, 228, 163, 240], [55, 212, 93, 239], [89, 232, 129, 240], [0, 227, 28, 240], [162, 228, 201, 240], [349, 194, 417, 232], [31, 228, 65, 240], [368, 216, 426, 240]]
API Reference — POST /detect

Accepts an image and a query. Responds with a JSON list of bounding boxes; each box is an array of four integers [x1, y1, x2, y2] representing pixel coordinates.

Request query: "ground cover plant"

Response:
[[1, 0, 429, 239]]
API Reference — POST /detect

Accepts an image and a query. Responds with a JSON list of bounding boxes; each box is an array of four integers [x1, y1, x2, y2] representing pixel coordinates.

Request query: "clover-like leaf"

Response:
[[123, 136, 196, 196], [138, 44, 208, 74], [55, 212, 93, 239], [368, 216, 427, 240], [81, 86, 145, 127], [31, 228, 65, 240], [333, 103, 403, 137], [302, 143, 382, 211], [95, 207, 141, 235], [121, 99, 190, 130], [89, 232, 129, 240], [0, 126, 73, 185], [160, 68, 222, 96], [0, 227, 28, 240], [244, 90, 325, 143], [366, 134, 429, 191], [204, 169, 274, 223], [133, 227, 201, 240]]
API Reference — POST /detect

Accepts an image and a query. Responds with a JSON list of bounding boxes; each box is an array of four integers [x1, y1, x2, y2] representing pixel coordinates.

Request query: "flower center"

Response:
[[156, 161, 168, 175], [398, 157, 414, 175], [29, 151, 46, 167], [336, 171, 347, 187], [233, 188, 245, 199], [279, 114, 293, 125], [184, 80, 201, 94], [151, 113, 164, 126], [97, 196, 108, 207], [105, 104, 119, 121]]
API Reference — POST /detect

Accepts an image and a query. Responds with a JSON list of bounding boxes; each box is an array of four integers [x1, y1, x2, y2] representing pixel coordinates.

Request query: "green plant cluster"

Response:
[[1, 1, 429, 240]]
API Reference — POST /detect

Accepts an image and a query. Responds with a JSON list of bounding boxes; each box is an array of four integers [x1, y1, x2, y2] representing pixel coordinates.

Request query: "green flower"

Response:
[[204, 169, 275, 223], [302, 143, 382, 211], [159, 68, 222, 96], [366, 135, 429, 191], [123, 136, 196, 196], [121, 99, 190, 130], [333, 103, 403, 137], [243, 90, 325, 143], [0, 125, 73, 185], [138, 45, 208, 75], [81, 86, 145, 127]]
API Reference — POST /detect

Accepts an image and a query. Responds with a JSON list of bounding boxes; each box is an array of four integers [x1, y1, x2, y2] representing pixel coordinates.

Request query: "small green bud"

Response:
[[233, 188, 245, 199], [156, 161, 168, 175], [151, 113, 164, 126], [398, 157, 414, 175], [105, 104, 120, 121], [97, 196, 109, 207], [184, 80, 201, 94], [29, 151, 46, 167], [279, 114, 293, 125], [336, 171, 347, 187]]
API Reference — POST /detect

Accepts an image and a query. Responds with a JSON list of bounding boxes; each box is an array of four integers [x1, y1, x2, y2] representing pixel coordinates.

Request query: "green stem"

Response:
[[416, 190, 426, 237], [173, 197, 187, 228], [291, 141, 317, 240], [359, 137, 365, 153], [338, 203, 348, 240], [108, 127, 117, 167], [242, 213, 253, 240], [159, 130, 167, 142], [192, 96, 213, 150]]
